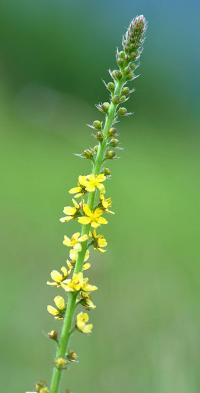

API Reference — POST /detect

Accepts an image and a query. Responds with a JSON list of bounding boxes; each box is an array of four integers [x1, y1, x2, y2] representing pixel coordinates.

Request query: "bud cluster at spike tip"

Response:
[[122, 15, 147, 61]]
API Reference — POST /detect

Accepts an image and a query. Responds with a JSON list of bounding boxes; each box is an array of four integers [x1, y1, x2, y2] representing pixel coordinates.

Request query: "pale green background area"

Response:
[[0, 1, 200, 392]]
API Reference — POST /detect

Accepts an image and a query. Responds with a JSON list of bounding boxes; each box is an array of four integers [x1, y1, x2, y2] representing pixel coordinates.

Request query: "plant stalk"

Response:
[[49, 78, 124, 393]]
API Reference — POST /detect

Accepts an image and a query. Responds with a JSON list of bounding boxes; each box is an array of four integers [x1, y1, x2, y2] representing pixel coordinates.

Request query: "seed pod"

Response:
[[102, 102, 110, 112], [48, 330, 58, 341], [96, 131, 103, 142], [103, 167, 111, 176], [122, 86, 130, 96], [83, 149, 94, 159]]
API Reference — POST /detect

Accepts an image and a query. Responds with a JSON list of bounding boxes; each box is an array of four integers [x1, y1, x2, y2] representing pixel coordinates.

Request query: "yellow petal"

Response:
[[54, 296, 65, 310], [51, 270, 63, 282], [79, 234, 88, 242], [98, 217, 108, 225], [47, 305, 58, 316], [63, 206, 76, 215], [82, 204, 92, 217], [63, 235, 71, 247], [96, 174, 106, 182], [78, 216, 91, 225], [83, 262, 91, 271], [69, 186, 82, 194]]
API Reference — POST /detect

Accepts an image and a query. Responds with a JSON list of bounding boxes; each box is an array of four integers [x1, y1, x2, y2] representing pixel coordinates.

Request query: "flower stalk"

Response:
[[33, 15, 147, 393]]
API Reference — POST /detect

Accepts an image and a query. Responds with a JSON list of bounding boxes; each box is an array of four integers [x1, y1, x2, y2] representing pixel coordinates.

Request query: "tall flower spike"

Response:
[[31, 15, 147, 393]]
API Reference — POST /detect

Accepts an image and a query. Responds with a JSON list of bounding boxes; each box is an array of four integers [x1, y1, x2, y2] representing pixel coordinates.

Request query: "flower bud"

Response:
[[110, 138, 119, 147], [96, 131, 103, 141], [112, 70, 122, 80], [122, 86, 130, 96], [118, 107, 127, 116], [103, 167, 111, 176], [48, 330, 58, 341], [108, 127, 117, 137], [83, 149, 94, 159], [40, 388, 48, 393], [112, 95, 120, 105], [106, 150, 116, 159], [107, 82, 115, 92], [93, 120, 102, 130], [102, 102, 110, 112], [120, 95, 126, 103], [55, 357, 67, 369]]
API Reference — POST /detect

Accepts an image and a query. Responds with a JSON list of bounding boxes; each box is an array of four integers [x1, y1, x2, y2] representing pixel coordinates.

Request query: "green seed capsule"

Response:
[[102, 102, 110, 112], [112, 95, 120, 105], [108, 127, 117, 137], [112, 70, 122, 80], [110, 138, 119, 147], [122, 86, 130, 96]]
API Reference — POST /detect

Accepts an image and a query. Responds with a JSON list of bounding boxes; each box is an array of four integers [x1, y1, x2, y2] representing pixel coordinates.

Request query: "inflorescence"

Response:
[[33, 15, 147, 393]]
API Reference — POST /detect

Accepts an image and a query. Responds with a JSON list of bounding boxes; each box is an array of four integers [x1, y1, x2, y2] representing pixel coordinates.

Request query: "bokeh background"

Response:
[[1, 1, 200, 392]]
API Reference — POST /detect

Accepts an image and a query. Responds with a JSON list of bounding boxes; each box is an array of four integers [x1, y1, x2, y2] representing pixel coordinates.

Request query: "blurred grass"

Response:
[[1, 90, 200, 392]]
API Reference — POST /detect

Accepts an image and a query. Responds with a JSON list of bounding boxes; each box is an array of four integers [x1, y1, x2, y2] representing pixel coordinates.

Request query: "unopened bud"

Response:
[[40, 388, 48, 393], [93, 120, 102, 130], [106, 150, 116, 159], [110, 138, 119, 147], [112, 70, 122, 80], [96, 131, 103, 142], [102, 102, 110, 112], [55, 357, 67, 369], [108, 127, 117, 137], [103, 167, 111, 176], [118, 107, 127, 116], [107, 82, 115, 92], [122, 86, 130, 96], [120, 95, 126, 103], [112, 95, 120, 105], [83, 149, 93, 159]]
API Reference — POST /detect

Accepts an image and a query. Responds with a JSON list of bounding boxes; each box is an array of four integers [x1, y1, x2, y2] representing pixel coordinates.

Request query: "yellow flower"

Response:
[[79, 292, 96, 310], [76, 312, 93, 334], [99, 194, 114, 214], [68, 175, 87, 198], [60, 199, 80, 223], [62, 272, 84, 292], [78, 204, 108, 228], [63, 232, 88, 251], [47, 296, 66, 320], [62, 272, 97, 293], [80, 174, 106, 193], [47, 266, 69, 287], [90, 230, 107, 252]]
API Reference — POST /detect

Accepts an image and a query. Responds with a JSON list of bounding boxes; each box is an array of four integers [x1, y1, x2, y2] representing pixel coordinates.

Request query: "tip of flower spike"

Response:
[[122, 15, 147, 61]]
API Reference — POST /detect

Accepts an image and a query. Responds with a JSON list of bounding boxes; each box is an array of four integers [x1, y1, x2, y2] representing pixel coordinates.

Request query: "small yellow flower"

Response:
[[62, 272, 97, 293], [62, 272, 84, 292], [90, 230, 107, 252], [79, 292, 96, 310], [47, 296, 66, 320], [68, 175, 87, 198], [63, 232, 88, 251], [80, 174, 106, 193], [47, 266, 69, 287], [76, 312, 93, 334], [78, 204, 108, 228], [83, 262, 91, 271], [60, 199, 80, 223], [99, 194, 114, 214]]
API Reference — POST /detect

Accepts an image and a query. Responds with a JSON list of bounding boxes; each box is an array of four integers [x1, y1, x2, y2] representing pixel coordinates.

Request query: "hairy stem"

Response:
[[49, 78, 124, 393]]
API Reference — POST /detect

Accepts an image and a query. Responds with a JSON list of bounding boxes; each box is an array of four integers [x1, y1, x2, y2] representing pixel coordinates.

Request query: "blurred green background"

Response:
[[1, 1, 200, 392]]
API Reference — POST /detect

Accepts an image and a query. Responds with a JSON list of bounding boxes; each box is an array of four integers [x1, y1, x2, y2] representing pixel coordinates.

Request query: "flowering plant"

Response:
[[32, 15, 147, 393]]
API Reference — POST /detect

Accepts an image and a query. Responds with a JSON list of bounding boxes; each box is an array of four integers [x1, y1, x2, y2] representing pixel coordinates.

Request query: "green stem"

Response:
[[49, 78, 124, 393]]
